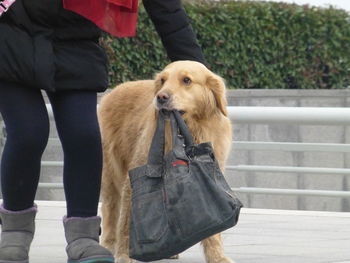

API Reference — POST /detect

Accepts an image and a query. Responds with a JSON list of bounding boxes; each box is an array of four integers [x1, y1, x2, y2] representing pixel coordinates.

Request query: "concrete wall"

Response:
[[1, 89, 350, 212]]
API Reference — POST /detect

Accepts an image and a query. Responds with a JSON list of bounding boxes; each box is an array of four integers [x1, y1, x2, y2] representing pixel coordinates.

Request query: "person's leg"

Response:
[[47, 90, 113, 263], [0, 81, 49, 263], [0, 81, 49, 209], [47, 90, 102, 217]]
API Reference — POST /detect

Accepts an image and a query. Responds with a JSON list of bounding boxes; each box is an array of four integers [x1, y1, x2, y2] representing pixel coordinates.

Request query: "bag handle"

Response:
[[169, 112, 188, 159], [147, 110, 167, 166], [172, 111, 194, 148], [147, 110, 194, 167]]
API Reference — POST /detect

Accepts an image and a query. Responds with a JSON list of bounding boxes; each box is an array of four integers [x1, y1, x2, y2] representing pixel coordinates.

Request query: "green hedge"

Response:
[[101, 1, 350, 89]]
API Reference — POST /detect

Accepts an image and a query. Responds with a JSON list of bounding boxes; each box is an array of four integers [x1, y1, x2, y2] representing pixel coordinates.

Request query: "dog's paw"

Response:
[[218, 256, 236, 263], [207, 256, 235, 263], [116, 254, 134, 263]]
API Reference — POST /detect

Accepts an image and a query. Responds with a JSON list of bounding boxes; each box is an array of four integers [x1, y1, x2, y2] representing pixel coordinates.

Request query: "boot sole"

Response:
[[68, 257, 114, 263]]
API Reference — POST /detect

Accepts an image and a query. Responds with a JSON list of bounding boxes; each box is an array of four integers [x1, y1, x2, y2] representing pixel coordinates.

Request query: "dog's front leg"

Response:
[[201, 233, 235, 263], [115, 180, 134, 263], [101, 173, 121, 254], [101, 198, 119, 254]]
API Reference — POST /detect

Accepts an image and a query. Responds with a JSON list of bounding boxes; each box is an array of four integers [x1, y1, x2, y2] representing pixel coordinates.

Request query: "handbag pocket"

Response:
[[165, 167, 224, 238], [131, 190, 168, 244]]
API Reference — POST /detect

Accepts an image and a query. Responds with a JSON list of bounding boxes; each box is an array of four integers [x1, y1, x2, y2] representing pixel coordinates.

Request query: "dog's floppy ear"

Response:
[[207, 73, 228, 116]]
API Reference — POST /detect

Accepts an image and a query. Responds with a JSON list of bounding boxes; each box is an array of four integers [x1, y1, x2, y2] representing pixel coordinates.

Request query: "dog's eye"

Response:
[[183, 77, 192, 85], [160, 78, 166, 85]]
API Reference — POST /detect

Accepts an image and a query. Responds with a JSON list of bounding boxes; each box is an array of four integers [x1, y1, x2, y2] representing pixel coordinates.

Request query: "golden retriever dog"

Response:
[[98, 61, 233, 263]]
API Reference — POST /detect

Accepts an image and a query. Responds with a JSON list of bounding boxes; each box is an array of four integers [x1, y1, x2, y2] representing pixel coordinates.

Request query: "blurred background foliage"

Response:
[[101, 1, 350, 89]]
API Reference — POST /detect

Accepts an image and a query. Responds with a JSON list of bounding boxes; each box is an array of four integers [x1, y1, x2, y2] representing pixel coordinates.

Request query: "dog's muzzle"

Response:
[[156, 92, 172, 110], [155, 92, 185, 115]]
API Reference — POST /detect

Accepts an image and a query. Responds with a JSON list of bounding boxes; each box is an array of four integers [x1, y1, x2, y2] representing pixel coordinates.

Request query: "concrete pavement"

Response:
[[28, 201, 350, 263]]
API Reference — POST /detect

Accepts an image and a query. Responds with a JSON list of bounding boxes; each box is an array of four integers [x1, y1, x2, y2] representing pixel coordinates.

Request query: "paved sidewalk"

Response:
[[29, 201, 350, 263]]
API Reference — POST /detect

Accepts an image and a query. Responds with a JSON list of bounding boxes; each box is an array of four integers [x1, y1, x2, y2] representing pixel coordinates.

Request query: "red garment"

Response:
[[63, 0, 138, 37]]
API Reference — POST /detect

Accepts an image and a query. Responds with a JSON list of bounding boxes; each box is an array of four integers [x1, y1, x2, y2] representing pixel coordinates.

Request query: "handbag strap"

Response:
[[147, 110, 167, 166], [169, 112, 187, 158], [147, 110, 194, 166], [172, 111, 194, 148]]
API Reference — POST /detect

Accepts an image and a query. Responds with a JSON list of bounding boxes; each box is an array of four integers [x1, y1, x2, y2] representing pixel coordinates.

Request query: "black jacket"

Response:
[[0, 0, 205, 92]]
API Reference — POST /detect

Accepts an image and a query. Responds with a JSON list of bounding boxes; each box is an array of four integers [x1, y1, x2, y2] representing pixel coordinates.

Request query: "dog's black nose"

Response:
[[157, 92, 170, 105]]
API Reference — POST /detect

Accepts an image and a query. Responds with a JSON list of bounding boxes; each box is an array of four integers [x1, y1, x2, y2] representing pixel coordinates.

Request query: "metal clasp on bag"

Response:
[[0, 0, 15, 17]]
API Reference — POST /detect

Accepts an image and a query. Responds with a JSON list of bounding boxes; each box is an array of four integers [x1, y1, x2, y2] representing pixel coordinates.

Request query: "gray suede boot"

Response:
[[0, 204, 37, 263], [63, 216, 114, 263]]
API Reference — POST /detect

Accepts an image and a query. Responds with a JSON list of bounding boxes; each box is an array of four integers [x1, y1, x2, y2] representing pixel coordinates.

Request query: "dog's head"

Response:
[[154, 61, 228, 120]]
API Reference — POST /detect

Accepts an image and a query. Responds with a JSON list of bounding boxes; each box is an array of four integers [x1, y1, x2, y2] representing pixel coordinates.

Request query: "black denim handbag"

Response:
[[129, 110, 242, 262]]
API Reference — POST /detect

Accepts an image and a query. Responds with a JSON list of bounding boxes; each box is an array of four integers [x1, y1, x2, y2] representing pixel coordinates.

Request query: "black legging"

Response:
[[0, 81, 102, 217]]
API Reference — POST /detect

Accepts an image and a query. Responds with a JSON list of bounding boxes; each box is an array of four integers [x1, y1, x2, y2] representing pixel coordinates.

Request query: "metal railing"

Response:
[[1, 105, 350, 198], [228, 107, 350, 198], [228, 106, 350, 125]]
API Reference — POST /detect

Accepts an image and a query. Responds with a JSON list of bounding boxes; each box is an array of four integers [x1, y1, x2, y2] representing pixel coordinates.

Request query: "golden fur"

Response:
[[98, 61, 234, 263]]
